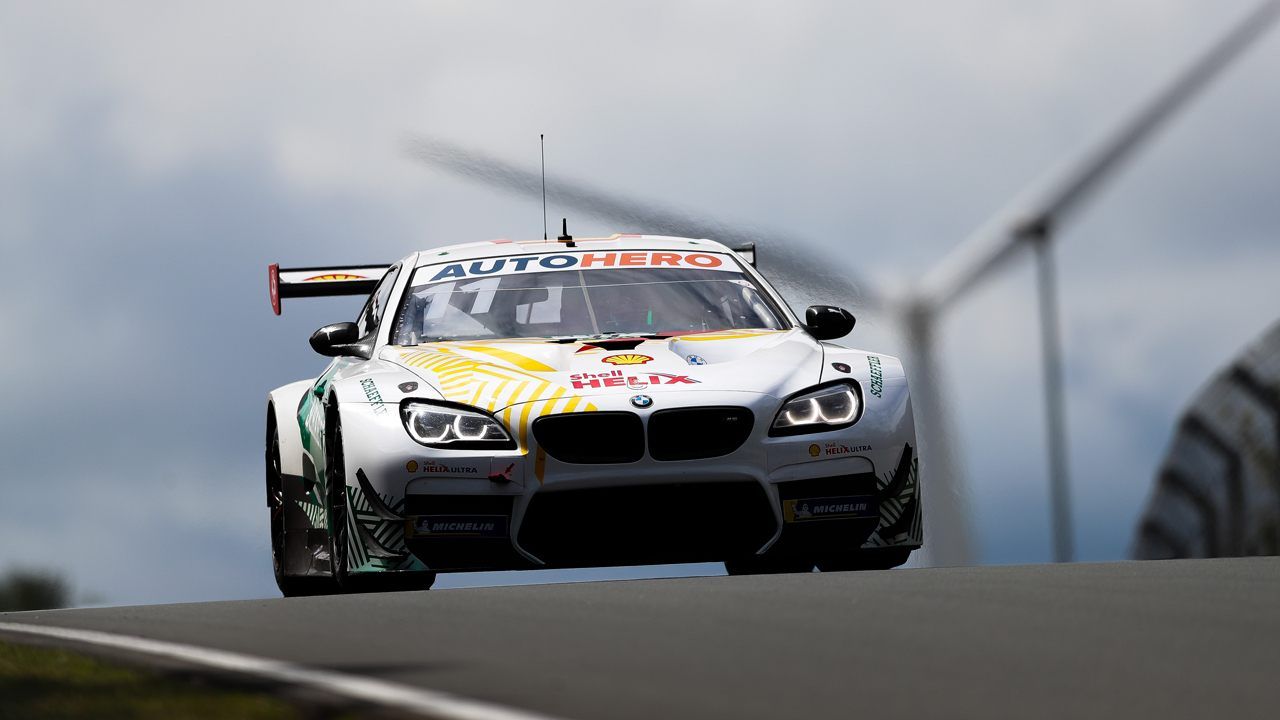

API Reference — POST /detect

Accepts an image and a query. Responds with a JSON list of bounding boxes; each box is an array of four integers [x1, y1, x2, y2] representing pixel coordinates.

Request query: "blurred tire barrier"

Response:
[[1133, 320, 1280, 559]]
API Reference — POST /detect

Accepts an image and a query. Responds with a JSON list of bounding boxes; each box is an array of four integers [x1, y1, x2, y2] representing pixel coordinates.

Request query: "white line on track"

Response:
[[0, 621, 568, 720]]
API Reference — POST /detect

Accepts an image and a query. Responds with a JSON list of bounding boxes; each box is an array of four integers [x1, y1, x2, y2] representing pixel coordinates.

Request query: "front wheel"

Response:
[[268, 413, 338, 597], [815, 547, 913, 572], [325, 407, 353, 590]]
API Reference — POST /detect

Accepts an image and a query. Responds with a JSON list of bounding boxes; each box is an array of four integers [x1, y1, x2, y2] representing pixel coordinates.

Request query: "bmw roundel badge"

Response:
[[630, 394, 654, 409], [686, 354, 708, 366]]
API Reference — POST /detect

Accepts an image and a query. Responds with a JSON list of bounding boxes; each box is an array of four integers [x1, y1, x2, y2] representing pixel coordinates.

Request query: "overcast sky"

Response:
[[1, 1, 1277, 605]]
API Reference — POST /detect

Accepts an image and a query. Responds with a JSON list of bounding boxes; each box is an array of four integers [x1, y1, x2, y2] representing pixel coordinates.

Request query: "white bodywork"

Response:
[[269, 235, 921, 577]]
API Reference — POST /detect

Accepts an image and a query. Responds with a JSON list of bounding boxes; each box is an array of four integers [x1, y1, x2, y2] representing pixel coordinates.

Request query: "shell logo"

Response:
[[602, 354, 653, 366], [304, 273, 366, 281]]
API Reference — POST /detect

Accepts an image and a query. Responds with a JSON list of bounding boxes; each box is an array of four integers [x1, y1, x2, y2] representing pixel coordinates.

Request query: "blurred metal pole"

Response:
[[1030, 228, 1074, 563], [915, 2, 1280, 563], [902, 302, 974, 566]]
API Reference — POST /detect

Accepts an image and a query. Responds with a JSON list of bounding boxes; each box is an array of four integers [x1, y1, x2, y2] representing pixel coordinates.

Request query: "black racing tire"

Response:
[[268, 411, 338, 597], [815, 547, 913, 572], [325, 405, 353, 590], [724, 554, 815, 576]]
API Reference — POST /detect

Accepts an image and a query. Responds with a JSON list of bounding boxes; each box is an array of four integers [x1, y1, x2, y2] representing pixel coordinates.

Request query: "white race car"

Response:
[[266, 233, 921, 595]]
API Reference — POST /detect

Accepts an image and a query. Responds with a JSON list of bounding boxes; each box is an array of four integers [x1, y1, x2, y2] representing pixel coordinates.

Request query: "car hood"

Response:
[[382, 328, 822, 412]]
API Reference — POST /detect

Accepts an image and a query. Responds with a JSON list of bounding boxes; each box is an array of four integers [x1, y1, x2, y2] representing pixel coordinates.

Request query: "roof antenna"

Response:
[[540, 134, 548, 241], [558, 217, 575, 247]]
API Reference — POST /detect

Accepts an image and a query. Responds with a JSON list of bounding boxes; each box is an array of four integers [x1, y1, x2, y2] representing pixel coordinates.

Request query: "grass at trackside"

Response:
[[0, 640, 333, 719]]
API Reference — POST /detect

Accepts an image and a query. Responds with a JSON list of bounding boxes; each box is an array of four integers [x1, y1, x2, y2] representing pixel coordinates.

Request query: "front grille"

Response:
[[533, 412, 644, 464], [517, 481, 777, 566], [647, 406, 754, 461]]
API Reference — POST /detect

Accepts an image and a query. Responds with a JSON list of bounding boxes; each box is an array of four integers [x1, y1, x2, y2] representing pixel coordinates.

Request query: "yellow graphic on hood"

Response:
[[677, 329, 784, 342], [399, 344, 595, 451], [456, 343, 557, 372]]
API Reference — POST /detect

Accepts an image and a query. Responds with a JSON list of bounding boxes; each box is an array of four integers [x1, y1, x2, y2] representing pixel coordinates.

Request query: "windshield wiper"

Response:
[[547, 332, 631, 344], [548, 331, 690, 344]]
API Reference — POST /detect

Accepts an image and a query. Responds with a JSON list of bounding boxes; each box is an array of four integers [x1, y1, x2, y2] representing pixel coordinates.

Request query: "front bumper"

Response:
[[342, 389, 921, 574]]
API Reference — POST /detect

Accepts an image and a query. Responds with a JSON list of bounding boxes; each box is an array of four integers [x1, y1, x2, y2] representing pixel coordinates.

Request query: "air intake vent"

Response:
[[517, 481, 776, 566], [532, 412, 644, 464], [648, 407, 754, 461]]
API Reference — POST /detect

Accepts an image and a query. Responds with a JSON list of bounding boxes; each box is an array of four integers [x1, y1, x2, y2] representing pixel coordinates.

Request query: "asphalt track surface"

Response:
[[2, 558, 1278, 719]]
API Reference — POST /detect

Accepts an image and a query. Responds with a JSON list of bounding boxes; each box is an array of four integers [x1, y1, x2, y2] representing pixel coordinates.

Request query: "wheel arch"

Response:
[[268, 379, 315, 478]]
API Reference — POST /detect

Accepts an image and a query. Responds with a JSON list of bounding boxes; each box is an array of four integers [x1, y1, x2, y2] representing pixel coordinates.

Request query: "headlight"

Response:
[[400, 401, 516, 449], [770, 383, 862, 436]]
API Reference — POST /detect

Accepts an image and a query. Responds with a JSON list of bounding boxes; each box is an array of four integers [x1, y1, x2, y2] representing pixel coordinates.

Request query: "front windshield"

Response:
[[390, 251, 788, 344]]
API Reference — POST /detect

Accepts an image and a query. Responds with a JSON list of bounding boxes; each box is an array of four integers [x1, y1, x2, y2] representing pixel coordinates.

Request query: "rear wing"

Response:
[[268, 263, 389, 315]]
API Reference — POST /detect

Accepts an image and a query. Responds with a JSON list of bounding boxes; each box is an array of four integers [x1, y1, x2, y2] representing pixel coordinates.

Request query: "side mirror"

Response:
[[804, 305, 855, 341], [309, 322, 370, 358]]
